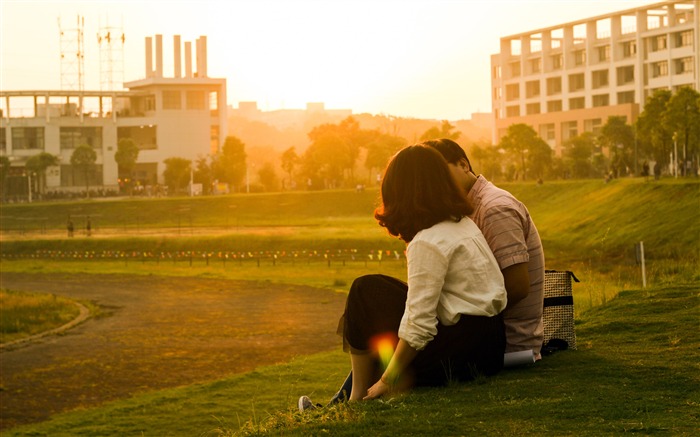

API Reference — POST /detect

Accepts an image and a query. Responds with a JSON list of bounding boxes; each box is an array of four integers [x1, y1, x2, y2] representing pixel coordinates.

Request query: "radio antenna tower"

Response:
[[97, 17, 125, 91], [58, 15, 85, 91]]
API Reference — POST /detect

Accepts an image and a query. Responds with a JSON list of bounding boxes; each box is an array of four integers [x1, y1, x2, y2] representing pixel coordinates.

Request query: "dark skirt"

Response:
[[340, 274, 505, 386]]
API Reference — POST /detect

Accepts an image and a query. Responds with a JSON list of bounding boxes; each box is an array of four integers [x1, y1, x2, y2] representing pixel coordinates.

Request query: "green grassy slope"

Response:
[[2, 179, 698, 263]]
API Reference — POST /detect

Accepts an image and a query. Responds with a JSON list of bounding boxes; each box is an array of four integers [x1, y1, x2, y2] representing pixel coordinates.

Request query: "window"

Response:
[[569, 73, 585, 92], [506, 105, 521, 117], [561, 121, 578, 141], [651, 35, 667, 51], [60, 127, 103, 150], [144, 96, 156, 112], [539, 123, 555, 141], [574, 49, 586, 66], [186, 91, 205, 110], [652, 61, 669, 77], [617, 65, 635, 85], [530, 58, 542, 73], [547, 77, 562, 95], [597, 45, 610, 62], [617, 91, 635, 104], [493, 65, 502, 79], [506, 83, 520, 101], [510, 62, 521, 77], [622, 40, 637, 57], [569, 97, 585, 110], [117, 125, 158, 150], [592, 69, 609, 88], [163, 91, 181, 110], [551, 54, 563, 70], [675, 57, 694, 74], [493, 87, 502, 100], [525, 80, 540, 98], [676, 30, 693, 47], [61, 164, 103, 188], [593, 94, 610, 107], [547, 100, 562, 112], [526, 103, 541, 115], [584, 118, 602, 135], [210, 125, 220, 154], [209, 91, 219, 116], [11, 127, 44, 150]]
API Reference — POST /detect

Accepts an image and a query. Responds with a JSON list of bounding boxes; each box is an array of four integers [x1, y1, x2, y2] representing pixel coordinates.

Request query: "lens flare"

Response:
[[370, 332, 397, 369]]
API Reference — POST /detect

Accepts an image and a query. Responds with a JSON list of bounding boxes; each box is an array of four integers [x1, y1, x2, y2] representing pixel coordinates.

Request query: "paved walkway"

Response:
[[0, 272, 347, 430]]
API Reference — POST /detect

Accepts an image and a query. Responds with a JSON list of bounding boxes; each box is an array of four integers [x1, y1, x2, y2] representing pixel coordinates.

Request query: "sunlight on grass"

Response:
[[1, 179, 698, 436], [0, 289, 81, 343]]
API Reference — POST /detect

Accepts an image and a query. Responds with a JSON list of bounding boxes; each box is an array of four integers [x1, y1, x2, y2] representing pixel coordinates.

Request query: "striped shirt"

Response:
[[467, 176, 545, 353]]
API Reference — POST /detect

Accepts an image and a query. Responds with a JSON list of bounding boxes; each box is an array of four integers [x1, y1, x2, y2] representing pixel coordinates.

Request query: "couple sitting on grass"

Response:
[[299, 139, 545, 411]]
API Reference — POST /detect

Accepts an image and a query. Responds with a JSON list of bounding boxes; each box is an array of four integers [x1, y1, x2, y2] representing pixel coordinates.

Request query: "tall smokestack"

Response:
[[174, 35, 181, 78], [196, 36, 207, 78], [155, 34, 163, 78], [145, 36, 153, 78], [185, 41, 192, 78]]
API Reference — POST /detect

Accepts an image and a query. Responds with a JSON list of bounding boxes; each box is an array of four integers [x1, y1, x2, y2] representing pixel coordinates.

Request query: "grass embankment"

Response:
[[0, 289, 82, 344], [5, 283, 698, 436], [2, 178, 698, 309], [0, 177, 698, 435]]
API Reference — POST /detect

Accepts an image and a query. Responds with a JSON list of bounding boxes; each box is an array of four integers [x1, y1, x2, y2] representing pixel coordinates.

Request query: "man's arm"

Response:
[[502, 262, 530, 307]]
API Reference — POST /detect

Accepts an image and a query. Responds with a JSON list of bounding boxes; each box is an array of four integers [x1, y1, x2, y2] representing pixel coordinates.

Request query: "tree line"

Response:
[[1, 87, 697, 200], [483, 86, 700, 182]]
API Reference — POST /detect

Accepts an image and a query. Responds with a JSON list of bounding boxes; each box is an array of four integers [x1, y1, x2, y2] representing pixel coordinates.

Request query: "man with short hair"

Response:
[[425, 138, 545, 356]]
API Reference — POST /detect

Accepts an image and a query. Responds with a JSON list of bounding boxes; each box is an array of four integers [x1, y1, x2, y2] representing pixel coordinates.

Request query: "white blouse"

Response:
[[398, 218, 507, 351]]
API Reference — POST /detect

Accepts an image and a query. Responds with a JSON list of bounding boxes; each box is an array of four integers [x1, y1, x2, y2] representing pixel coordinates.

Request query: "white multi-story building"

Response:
[[491, 0, 698, 155], [0, 34, 227, 198]]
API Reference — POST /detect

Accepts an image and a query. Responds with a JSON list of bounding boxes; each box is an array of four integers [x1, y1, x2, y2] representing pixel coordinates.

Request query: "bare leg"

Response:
[[349, 353, 375, 401]]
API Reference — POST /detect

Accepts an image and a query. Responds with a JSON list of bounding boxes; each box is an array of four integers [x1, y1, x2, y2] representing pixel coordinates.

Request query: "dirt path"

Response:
[[0, 272, 348, 430]]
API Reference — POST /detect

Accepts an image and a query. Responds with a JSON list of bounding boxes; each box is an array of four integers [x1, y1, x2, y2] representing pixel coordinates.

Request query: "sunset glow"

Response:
[[1, 0, 661, 120]]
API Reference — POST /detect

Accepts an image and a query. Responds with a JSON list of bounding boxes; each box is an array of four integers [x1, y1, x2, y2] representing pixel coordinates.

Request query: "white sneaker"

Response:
[[298, 395, 319, 412]]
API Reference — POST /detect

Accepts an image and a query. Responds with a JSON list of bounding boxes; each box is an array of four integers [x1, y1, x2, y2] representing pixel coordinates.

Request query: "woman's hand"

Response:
[[363, 378, 391, 400]]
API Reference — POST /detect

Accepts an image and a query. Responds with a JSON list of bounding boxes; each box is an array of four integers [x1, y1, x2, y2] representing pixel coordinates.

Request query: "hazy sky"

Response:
[[1, 0, 661, 120]]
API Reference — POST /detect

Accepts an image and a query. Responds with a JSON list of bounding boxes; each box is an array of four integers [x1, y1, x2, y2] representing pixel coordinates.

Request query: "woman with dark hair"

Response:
[[301, 145, 507, 408]]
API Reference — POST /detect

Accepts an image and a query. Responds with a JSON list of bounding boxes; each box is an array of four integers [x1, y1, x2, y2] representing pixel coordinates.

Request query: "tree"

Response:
[[280, 146, 299, 189], [304, 117, 374, 188], [70, 145, 97, 195], [213, 136, 247, 191], [636, 89, 673, 166], [0, 155, 10, 202], [664, 87, 700, 176], [420, 120, 461, 141], [364, 132, 405, 182], [26, 152, 60, 198], [469, 142, 503, 182], [114, 138, 140, 195], [562, 132, 599, 179], [194, 156, 214, 195], [163, 157, 192, 194], [527, 137, 553, 181], [498, 124, 547, 181], [599, 116, 635, 177], [257, 162, 279, 192]]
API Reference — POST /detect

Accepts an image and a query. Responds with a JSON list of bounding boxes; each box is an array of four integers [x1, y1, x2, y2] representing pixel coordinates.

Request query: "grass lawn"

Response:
[[4, 282, 697, 436], [1, 178, 698, 435], [0, 289, 82, 344]]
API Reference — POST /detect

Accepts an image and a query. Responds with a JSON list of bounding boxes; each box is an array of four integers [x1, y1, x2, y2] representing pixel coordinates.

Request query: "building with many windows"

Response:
[[491, 0, 698, 155], [0, 34, 227, 199]]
